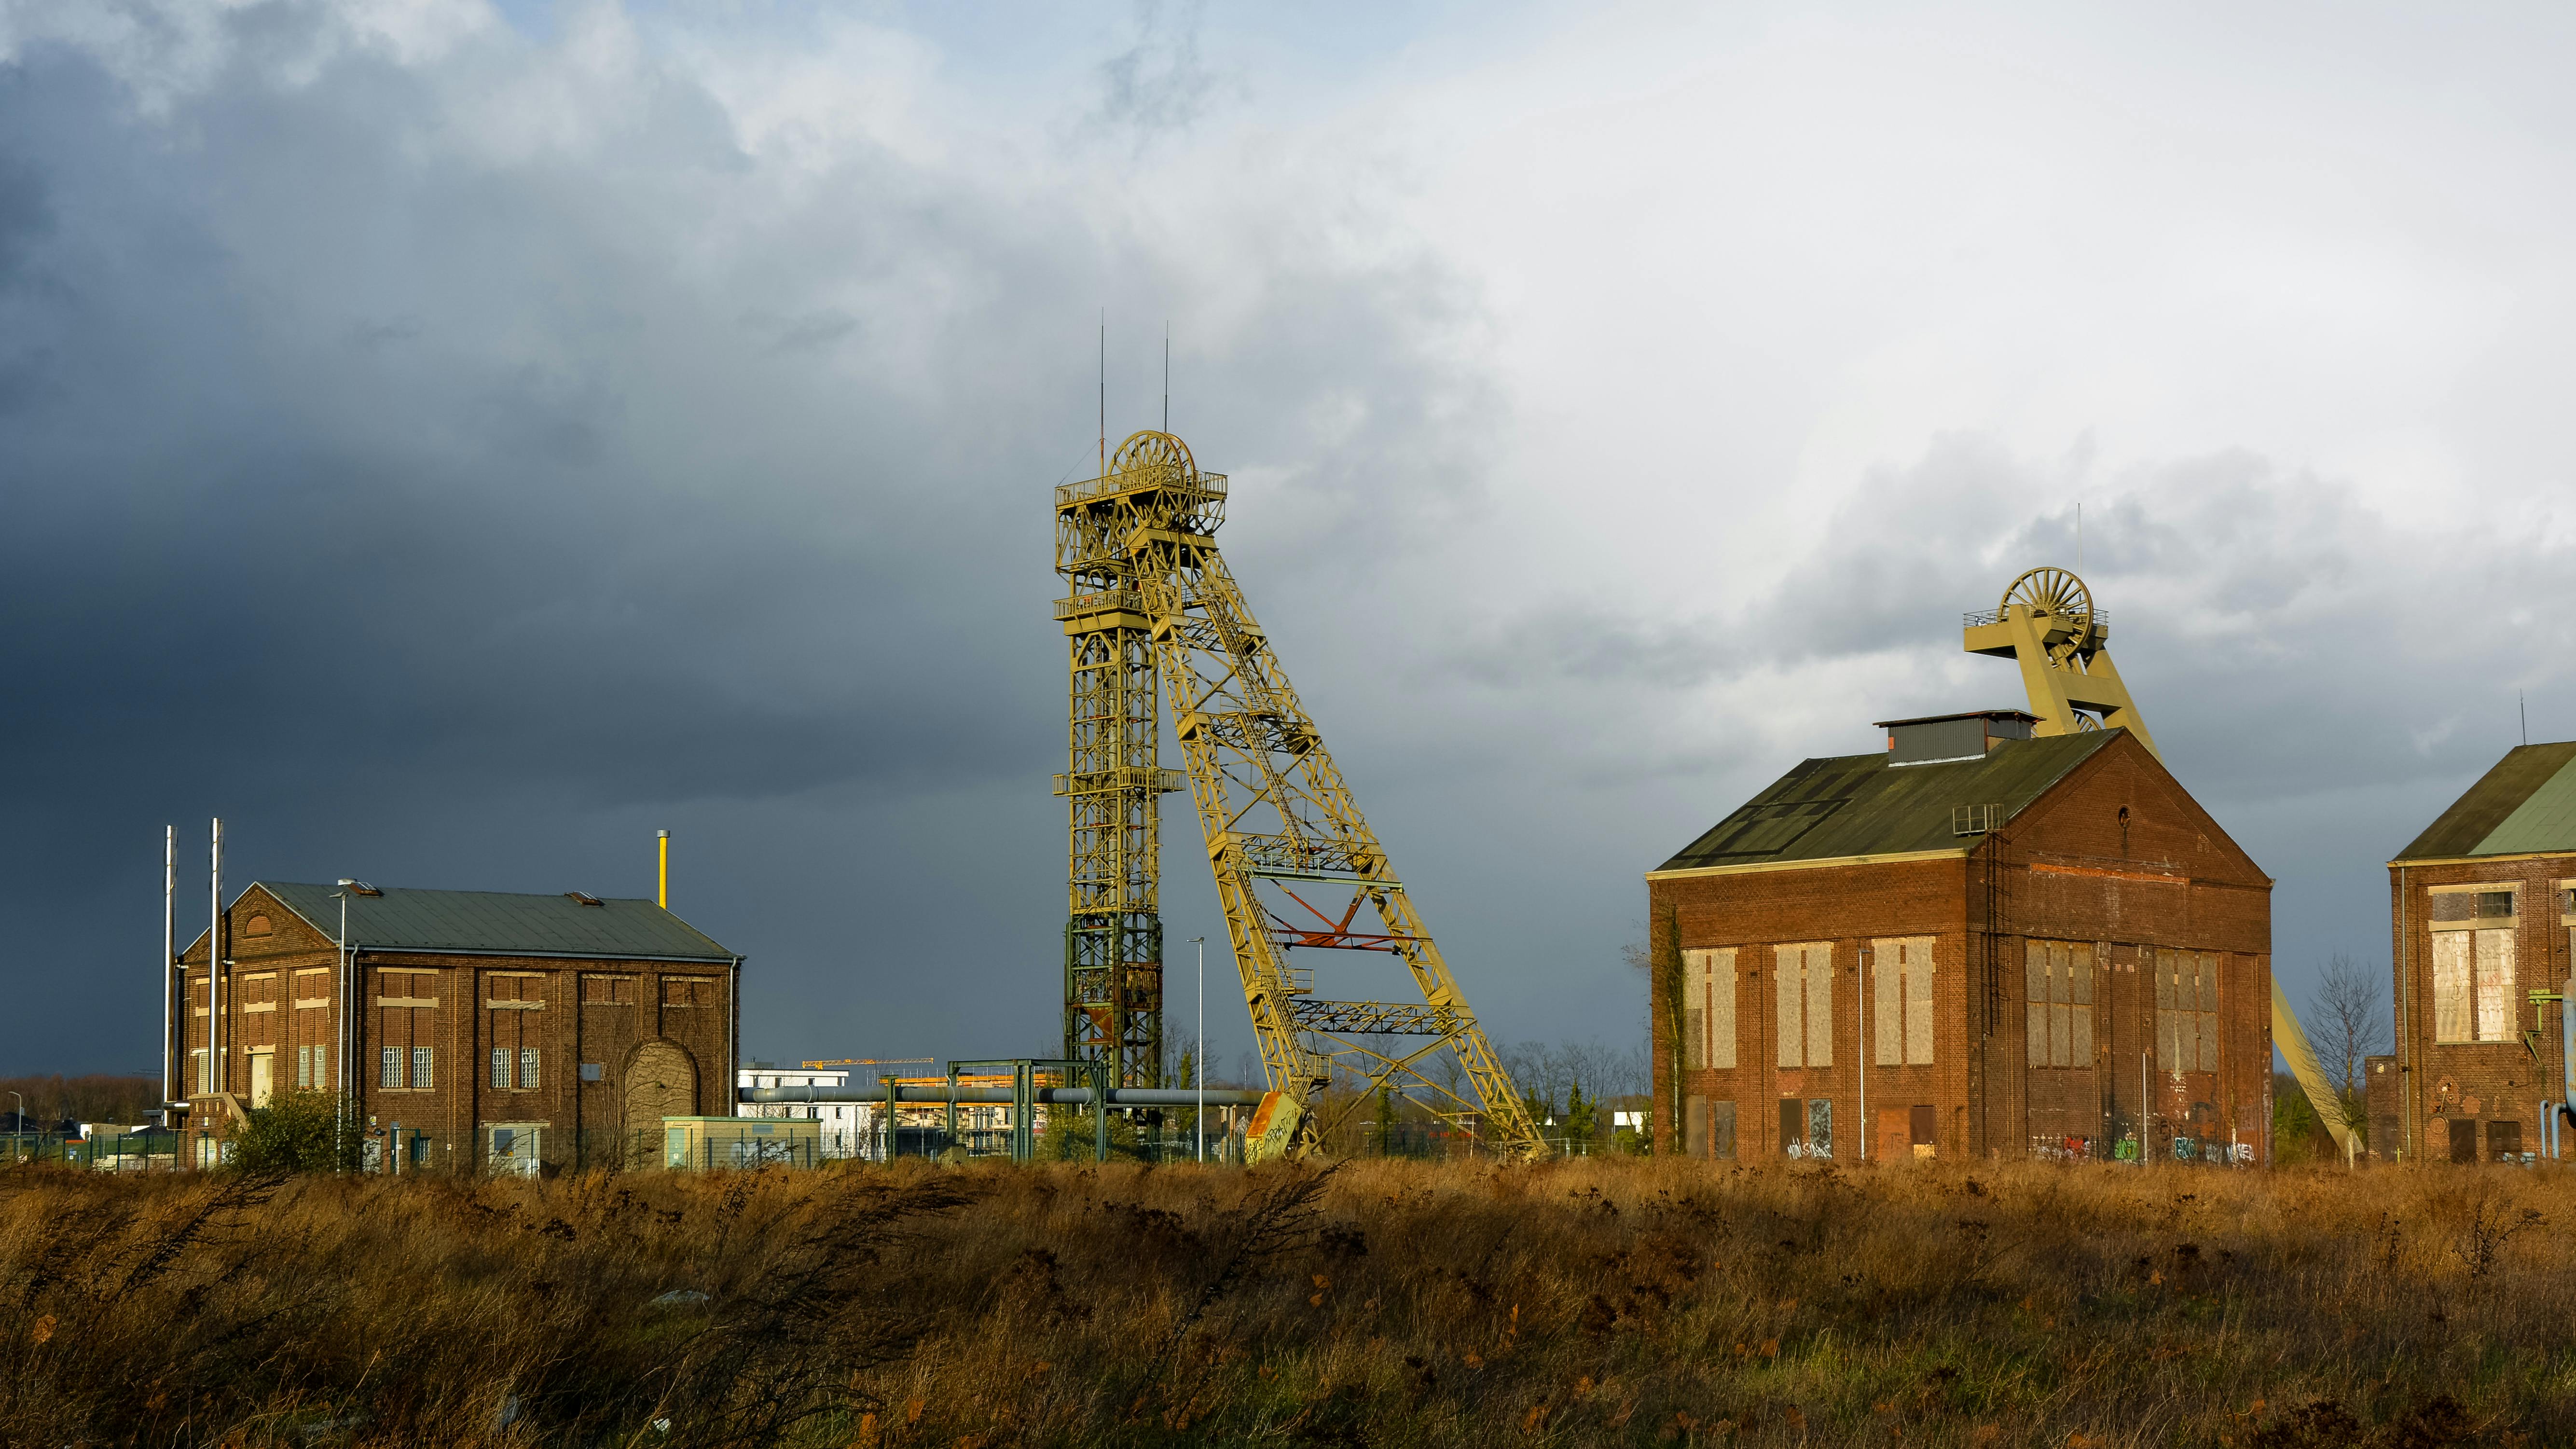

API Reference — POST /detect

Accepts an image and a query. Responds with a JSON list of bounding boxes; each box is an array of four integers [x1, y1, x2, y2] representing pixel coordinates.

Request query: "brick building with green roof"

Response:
[[2383, 741, 2576, 1164], [1646, 710, 2274, 1165], [177, 882, 741, 1174]]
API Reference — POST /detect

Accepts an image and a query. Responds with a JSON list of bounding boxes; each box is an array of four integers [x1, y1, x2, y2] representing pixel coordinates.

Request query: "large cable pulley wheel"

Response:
[[2000, 566, 2095, 665], [1110, 429, 1195, 479]]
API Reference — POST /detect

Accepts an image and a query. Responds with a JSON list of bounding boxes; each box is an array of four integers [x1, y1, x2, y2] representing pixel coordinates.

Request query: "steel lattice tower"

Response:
[[1056, 442, 1180, 1087], [1055, 430, 1543, 1157]]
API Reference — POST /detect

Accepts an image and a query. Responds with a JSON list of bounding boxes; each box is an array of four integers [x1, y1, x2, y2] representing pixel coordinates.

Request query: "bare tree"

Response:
[[2311, 952, 2390, 1134]]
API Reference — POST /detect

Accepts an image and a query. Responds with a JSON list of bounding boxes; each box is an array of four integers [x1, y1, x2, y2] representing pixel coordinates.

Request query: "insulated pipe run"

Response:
[[740, 1084, 1268, 1107]]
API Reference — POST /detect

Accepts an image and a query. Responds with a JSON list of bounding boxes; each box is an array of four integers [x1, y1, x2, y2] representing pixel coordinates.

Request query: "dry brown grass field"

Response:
[[3, 1157, 2571, 1447]]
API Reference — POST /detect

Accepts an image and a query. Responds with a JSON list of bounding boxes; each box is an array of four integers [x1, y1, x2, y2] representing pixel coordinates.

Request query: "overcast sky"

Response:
[[4, 1, 2572, 1079]]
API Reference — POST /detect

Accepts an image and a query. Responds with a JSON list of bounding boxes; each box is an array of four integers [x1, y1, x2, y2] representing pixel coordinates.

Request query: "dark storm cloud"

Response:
[[0, 3, 1498, 1072]]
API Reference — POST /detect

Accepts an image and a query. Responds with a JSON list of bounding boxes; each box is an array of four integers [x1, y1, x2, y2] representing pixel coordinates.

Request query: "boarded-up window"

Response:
[[2154, 951, 2220, 1072], [377, 970, 437, 1002], [484, 975, 545, 1090], [2433, 928, 2516, 1043], [2429, 886, 2517, 1045], [2474, 929, 2515, 1043], [2024, 941, 2094, 1068], [1774, 944, 1833, 1067], [1682, 948, 1736, 1070], [2432, 932, 2470, 1042], [1772, 943, 1834, 1067], [378, 988, 436, 1088], [583, 975, 636, 1005], [2489, 1120, 2523, 1160], [1682, 1097, 1739, 1159], [664, 977, 714, 1007], [1872, 937, 1934, 1066]]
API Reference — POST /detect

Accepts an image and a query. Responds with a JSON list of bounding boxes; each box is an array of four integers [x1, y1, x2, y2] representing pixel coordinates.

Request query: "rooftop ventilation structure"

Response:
[[1875, 710, 2038, 767]]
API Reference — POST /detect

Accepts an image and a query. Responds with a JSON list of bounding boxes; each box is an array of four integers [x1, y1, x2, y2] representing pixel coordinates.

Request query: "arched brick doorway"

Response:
[[623, 1038, 697, 1166]]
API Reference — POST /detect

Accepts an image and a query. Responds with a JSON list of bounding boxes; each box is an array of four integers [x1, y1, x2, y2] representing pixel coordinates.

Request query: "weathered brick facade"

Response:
[[1647, 729, 2273, 1164], [179, 883, 739, 1173], [2381, 742, 2576, 1165], [2383, 856, 2573, 1163]]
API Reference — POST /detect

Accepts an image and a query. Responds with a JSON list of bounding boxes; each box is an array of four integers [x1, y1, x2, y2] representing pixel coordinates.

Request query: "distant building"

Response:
[[2385, 742, 2576, 1164], [177, 883, 741, 1173], [1646, 712, 2273, 1164], [737, 1063, 863, 1157]]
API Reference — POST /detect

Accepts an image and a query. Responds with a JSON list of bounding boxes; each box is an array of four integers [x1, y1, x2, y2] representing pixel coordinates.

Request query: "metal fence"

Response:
[[0, 1132, 186, 1170]]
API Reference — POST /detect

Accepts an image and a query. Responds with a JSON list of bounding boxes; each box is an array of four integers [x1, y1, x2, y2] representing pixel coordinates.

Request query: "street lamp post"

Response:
[[7, 1090, 23, 1164], [1190, 937, 1206, 1162]]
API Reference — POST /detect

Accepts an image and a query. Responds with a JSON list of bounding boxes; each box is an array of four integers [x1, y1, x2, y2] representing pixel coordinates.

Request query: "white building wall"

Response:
[[736, 1066, 866, 1159]]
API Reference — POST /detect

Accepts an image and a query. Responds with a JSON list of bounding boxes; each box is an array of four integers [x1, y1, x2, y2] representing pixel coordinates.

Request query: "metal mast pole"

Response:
[[161, 826, 175, 1109], [1195, 935, 1205, 1161]]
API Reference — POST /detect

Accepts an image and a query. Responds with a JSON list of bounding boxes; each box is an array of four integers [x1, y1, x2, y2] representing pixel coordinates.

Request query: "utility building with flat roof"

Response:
[[2385, 741, 2576, 1165], [1646, 712, 2274, 1164], [178, 883, 742, 1173]]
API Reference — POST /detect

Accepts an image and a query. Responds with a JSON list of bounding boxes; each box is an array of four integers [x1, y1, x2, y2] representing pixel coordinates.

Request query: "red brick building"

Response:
[[2383, 741, 2576, 1164], [178, 882, 741, 1173], [1646, 711, 2273, 1163]]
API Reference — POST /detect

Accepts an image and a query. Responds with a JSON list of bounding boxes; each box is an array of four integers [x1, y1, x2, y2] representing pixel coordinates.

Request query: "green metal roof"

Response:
[[2394, 742, 2576, 861], [255, 882, 737, 962], [1654, 731, 2117, 873]]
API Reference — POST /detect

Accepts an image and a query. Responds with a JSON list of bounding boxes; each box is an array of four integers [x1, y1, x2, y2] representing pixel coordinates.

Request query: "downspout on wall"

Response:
[[2397, 865, 2412, 1161]]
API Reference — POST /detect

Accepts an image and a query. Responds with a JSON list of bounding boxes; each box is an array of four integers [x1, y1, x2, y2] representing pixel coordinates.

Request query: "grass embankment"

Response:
[[2, 1159, 2569, 1447]]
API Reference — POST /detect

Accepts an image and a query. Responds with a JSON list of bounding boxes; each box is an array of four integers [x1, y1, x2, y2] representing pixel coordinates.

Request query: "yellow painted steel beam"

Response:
[[2273, 974, 2361, 1160], [1973, 566, 2342, 1164], [1963, 567, 2158, 759], [1064, 430, 1543, 1160]]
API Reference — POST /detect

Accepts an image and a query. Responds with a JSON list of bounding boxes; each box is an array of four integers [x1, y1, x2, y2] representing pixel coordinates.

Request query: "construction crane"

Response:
[[1969, 565, 2359, 1161], [1056, 430, 1545, 1160]]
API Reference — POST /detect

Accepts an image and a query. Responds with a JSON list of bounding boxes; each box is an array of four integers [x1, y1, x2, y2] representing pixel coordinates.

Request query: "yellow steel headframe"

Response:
[[1963, 566, 2158, 759]]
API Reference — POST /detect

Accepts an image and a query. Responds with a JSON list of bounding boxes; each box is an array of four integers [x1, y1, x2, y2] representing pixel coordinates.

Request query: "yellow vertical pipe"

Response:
[[658, 829, 669, 910]]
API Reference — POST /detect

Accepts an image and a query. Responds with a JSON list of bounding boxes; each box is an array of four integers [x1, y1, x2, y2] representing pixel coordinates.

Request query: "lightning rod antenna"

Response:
[[1163, 321, 1170, 434], [1099, 309, 1106, 479]]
